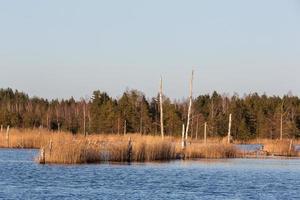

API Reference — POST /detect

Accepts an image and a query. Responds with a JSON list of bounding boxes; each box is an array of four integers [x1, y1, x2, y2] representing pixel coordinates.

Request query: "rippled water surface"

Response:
[[0, 149, 300, 200]]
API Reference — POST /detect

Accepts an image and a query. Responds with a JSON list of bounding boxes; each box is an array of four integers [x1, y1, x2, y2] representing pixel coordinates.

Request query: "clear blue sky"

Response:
[[1, 0, 300, 100]]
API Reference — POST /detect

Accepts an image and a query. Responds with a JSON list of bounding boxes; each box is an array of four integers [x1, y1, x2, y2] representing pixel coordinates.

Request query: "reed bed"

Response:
[[184, 143, 238, 159], [40, 136, 235, 164], [247, 138, 298, 157], [131, 138, 176, 162], [0, 129, 53, 149], [42, 135, 101, 164], [1, 129, 299, 164], [38, 134, 177, 164], [263, 140, 297, 157]]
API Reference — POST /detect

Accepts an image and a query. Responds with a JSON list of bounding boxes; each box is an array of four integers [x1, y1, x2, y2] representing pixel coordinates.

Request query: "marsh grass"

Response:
[[0, 129, 52, 149], [1, 129, 299, 164], [184, 143, 238, 159], [246, 138, 298, 157], [37, 134, 177, 164], [263, 140, 297, 157]]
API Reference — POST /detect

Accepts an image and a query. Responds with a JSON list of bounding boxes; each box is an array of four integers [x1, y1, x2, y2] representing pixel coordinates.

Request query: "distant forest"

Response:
[[1, 88, 300, 140]]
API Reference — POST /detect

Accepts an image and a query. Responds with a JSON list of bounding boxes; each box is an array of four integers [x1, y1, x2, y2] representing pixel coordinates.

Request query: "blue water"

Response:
[[0, 149, 300, 200]]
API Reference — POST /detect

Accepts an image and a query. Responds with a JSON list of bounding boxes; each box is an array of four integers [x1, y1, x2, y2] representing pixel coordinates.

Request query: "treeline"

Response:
[[0, 88, 300, 140]]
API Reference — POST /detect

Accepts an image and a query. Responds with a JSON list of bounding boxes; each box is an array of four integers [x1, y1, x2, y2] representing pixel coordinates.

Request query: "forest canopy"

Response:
[[1, 88, 300, 140]]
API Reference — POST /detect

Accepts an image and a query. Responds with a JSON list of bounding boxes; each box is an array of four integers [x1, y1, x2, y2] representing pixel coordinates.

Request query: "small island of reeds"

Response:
[[0, 129, 299, 164]]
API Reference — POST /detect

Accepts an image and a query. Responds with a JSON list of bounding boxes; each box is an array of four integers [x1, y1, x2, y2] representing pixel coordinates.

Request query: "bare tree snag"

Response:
[[140, 115, 143, 135], [39, 148, 45, 164], [159, 76, 164, 139], [83, 101, 86, 137], [46, 110, 50, 130], [182, 124, 186, 149], [191, 117, 194, 139], [289, 139, 293, 154], [117, 117, 120, 135], [280, 100, 285, 140], [280, 113, 283, 140], [228, 114, 232, 144], [124, 120, 127, 135], [6, 125, 10, 148], [185, 70, 194, 140], [195, 116, 199, 140], [204, 122, 207, 144]]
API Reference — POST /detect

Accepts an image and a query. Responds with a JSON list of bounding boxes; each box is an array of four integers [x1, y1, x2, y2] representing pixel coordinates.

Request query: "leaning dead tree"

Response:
[[159, 76, 164, 139], [185, 70, 194, 140]]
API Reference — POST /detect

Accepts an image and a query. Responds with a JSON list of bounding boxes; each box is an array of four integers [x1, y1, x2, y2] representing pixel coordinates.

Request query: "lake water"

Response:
[[0, 149, 300, 200]]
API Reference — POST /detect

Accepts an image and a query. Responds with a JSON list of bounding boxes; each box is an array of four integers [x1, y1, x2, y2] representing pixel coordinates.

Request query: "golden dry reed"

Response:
[[39, 134, 177, 164], [0, 129, 52, 149], [185, 143, 238, 159], [247, 138, 299, 157], [1, 129, 299, 164], [263, 139, 298, 157], [40, 136, 239, 164]]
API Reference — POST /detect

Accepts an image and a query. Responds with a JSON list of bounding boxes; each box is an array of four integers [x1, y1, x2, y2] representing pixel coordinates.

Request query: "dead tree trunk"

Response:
[[159, 77, 164, 139], [185, 70, 194, 140], [280, 100, 285, 140], [228, 114, 232, 144], [181, 124, 186, 149], [204, 122, 207, 144], [140, 115, 143, 135], [83, 102, 86, 137], [195, 116, 199, 140], [280, 113, 283, 140], [124, 120, 127, 135], [117, 117, 120, 135], [289, 139, 293, 154], [46, 110, 50, 130], [6, 125, 10, 148], [39, 148, 45, 164]]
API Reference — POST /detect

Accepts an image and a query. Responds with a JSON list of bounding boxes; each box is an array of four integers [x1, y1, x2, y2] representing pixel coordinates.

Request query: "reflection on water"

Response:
[[0, 149, 299, 200]]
